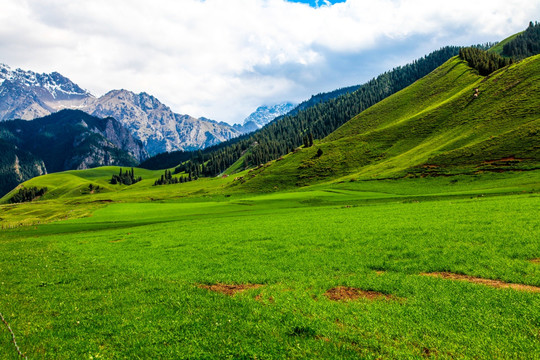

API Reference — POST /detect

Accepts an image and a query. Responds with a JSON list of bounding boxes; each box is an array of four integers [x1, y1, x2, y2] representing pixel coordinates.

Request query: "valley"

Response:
[[0, 22, 539, 359]]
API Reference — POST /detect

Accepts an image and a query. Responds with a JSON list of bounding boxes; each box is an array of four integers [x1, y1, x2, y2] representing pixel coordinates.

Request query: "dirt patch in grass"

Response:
[[254, 294, 274, 303], [324, 286, 395, 301], [482, 157, 523, 164], [199, 283, 263, 296], [421, 272, 540, 292], [531, 258, 540, 264]]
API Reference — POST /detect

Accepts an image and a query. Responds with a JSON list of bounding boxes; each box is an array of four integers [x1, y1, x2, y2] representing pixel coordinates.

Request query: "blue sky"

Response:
[[286, 0, 346, 7], [1, 0, 539, 124]]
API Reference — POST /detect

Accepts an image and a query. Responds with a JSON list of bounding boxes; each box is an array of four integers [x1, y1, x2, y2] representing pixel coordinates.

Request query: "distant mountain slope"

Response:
[[241, 54, 540, 189], [0, 140, 47, 198], [84, 89, 240, 155], [0, 65, 241, 155], [0, 109, 147, 196], [288, 84, 361, 115], [242, 103, 297, 128], [156, 46, 462, 176]]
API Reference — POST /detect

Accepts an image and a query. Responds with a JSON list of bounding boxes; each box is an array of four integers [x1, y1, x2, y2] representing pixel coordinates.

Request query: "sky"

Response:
[[0, 0, 539, 124]]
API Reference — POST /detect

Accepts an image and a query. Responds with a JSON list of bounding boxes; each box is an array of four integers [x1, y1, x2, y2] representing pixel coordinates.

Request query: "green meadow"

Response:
[[1, 170, 539, 359], [1, 50, 539, 359]]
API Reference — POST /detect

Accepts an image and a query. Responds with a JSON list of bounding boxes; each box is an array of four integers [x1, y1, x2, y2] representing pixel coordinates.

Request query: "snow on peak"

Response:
[[0, 63, 91, 99], [242, 102, 297, 127]]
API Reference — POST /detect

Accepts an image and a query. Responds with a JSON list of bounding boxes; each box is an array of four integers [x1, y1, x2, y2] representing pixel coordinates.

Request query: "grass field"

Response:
[[1, 171, 539, 359], [1, 48, 539, 359]]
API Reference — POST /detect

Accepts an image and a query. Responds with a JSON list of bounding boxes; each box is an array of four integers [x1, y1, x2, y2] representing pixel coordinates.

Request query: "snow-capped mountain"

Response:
[[0, 64, 241, 156], [0, 63, 94, 120], [0, 64, 91, 100], [242, 102, 297, 128]]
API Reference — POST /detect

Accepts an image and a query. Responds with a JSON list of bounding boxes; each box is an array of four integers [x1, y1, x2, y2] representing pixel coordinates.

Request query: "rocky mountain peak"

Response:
[[242, 102, 296, 128], [0, 64, 91, 100]]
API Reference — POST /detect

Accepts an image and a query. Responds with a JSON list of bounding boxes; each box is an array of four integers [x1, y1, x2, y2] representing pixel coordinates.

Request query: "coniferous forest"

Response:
[[459, 47, 513, 76], [153, 169, 192, 186], [503, 21, 540, 59]]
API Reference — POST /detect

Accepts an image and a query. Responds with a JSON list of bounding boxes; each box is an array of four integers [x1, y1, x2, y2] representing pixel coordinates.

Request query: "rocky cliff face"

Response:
[[0, 140, 47, 197], [0, 64, 242, 156], [0, 109, 145, 174], [84, 90, 241, 155]]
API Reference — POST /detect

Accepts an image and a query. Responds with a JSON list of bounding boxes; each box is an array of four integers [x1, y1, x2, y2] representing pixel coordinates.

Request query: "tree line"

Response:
[[459, 47, 513, 76], [9, 186, 48, 203], [110, 168, 142, 185], [502, 21, 540, 59], [153, 169, 194, 186]]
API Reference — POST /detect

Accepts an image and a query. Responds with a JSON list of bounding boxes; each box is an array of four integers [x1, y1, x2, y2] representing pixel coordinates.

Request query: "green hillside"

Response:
[[489, 32, 523, 55], [140, 46, 463, 174], [1, 38, 540, 359], [4, 54, 539, 204], [240, 55, 540, 190]]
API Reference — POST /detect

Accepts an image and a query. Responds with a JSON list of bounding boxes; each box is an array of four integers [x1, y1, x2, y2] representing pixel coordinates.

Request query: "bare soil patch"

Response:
[[324, 286, 394, 301], [482, 157, 523, 164], [421, 272, 540, 292], [199, 283, 263, 296], [531, 258, 540, 264]]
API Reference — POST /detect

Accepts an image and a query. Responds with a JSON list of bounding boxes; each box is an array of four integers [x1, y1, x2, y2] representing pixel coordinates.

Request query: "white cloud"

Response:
[[0, 0, 538, 123]]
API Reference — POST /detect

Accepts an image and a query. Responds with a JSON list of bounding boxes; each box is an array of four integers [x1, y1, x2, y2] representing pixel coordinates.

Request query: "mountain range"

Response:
[[0, 64, 278, 156], [3, 23, 539, 200], [0, 64, 298, 194]]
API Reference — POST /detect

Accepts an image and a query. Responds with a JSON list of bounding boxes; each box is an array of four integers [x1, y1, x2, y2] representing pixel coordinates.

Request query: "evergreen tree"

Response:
[[110, 168, 141, 185], [502, 21, 540, 59], [9, 186, 48, 203], [459, 47, 513, 76]]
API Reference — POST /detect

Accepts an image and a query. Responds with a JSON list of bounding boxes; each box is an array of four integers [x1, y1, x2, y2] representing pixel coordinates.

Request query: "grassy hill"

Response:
[[0, 40, 539, 359], [489, 32, 523, 55], [239, 55, 539, 190]]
